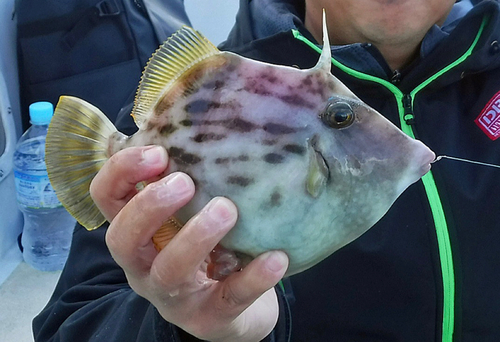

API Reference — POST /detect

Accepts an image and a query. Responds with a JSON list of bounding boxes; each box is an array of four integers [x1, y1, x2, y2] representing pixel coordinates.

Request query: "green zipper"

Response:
[[292, 17, 486, 341]]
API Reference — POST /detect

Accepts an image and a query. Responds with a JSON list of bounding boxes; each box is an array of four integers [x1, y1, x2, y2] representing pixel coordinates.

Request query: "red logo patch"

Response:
[[475, 91, 500, 140]]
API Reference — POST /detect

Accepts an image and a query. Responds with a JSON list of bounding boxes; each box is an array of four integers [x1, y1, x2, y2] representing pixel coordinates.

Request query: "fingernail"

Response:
[[142, 146, 165, 165], [156, 173, 192, 199], [207, 198, 237, 224], [265, 251, 288, 273]]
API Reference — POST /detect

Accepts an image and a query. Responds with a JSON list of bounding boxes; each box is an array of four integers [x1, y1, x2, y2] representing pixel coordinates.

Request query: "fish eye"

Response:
[[321, 101, 355, 129]]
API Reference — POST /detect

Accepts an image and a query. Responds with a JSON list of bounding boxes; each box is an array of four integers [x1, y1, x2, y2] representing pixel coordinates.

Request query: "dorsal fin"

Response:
[[131, 26, 220, 128]]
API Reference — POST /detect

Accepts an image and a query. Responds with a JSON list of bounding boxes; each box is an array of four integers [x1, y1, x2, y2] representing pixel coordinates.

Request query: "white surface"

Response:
[[0, 0, 23, 286], [185, 0, 239, 45], [0, 0, 21, 137], [0, 262, 61, 342]]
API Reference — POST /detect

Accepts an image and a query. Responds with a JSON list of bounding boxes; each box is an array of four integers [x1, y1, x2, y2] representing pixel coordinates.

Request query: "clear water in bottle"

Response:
[[13, 102, 75, 271]]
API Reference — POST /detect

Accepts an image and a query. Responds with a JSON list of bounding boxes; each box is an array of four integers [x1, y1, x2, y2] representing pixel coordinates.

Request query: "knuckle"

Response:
[[149, 260, 186, 292], [216, 282, 246, 314], [130, 189, 151, 214], [104, 222, 122, 254]]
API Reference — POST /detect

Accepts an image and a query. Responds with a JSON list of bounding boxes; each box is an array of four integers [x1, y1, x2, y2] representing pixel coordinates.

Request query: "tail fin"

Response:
[[45, 96, 117, 230]]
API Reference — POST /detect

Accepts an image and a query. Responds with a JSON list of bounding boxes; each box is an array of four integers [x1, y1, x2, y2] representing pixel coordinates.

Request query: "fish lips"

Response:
[[416, 144, 436, 177]]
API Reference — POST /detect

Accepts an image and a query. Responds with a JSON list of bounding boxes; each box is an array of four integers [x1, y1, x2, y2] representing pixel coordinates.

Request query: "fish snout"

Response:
[[412, 140, 435, 177]]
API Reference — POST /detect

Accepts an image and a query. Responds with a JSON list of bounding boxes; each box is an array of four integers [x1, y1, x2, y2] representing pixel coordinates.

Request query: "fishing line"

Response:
[[433, 155, 500, 169]]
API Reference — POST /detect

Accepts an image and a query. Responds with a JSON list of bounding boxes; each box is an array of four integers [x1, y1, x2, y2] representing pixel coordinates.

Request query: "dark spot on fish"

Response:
[[278, 94, 315, 109], [302, 76, 313, 87], [192, 133, 226, 143], [159, 124, 176, 136], [263, 123, 296, 135], [146, 121, 156, 131], [225, 62, 238, 73], [215, 155, 249, 164], [245, 84, 273, 97], [215, 157, 230, 165], [268, 75, 278, 83], [270, 191, 282, 207], [168, 147, 202, 165], [283, 144, 306, 155], [202, 79, 225, 90], [262, 139, 277, 146], [227, 176, 254, 187], [184, 99, 221, 114], [260, 71, 278, 84], [224, 117, 258, 133], [263, 153, 285, 164], [180, 120, 193, 127]]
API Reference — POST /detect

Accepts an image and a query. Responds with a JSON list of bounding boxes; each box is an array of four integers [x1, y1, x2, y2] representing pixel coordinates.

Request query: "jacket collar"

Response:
[[221, 0, 500, 81]]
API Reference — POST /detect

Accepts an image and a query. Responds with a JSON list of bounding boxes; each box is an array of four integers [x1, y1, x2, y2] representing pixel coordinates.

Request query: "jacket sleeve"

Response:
[[32, 223, 291, 342]]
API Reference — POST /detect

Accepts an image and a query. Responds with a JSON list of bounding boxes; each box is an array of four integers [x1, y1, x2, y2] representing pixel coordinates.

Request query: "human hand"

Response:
[[90, 145, 289, 341]]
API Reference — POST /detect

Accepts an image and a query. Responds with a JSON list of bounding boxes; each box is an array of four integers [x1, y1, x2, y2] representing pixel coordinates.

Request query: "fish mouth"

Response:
[[314, 148, 330, 174], [419, 149, 436, 176], [306, 137, 331, 198]]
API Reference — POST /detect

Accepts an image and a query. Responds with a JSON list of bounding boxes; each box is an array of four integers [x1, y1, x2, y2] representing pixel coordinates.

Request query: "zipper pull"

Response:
[[391, 70, 401, 85], [402, 94, 415, 125]]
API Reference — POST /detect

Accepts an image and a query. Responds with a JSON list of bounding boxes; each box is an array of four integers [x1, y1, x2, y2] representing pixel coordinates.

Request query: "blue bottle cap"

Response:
[[29, 102, 54, 125]]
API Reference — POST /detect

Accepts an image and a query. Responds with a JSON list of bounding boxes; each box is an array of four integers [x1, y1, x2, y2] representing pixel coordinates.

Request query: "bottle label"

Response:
[[14, 171, 62, 209]]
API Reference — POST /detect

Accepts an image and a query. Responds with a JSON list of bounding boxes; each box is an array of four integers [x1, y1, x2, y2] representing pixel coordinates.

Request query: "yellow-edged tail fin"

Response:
[[45, 96, 117, 230], [131, 26, 219, 129]]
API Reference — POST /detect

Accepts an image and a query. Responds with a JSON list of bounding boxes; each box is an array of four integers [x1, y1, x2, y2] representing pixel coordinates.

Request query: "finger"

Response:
[[149, 197, 238, 288], [214, 251, 289, 318], [90, 145, 168, 221], [106, 172, 195, 274]]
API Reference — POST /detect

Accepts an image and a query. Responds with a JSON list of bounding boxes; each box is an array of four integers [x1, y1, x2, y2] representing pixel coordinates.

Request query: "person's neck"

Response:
[[304, 11, 421, 71]]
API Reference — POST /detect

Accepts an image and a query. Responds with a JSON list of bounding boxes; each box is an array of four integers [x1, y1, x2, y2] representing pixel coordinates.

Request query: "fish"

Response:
[[45, 11, 435, 278]]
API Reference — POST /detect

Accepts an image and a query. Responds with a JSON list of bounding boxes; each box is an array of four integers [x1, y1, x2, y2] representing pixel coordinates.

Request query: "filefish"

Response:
[[45, 13, 435, 278]]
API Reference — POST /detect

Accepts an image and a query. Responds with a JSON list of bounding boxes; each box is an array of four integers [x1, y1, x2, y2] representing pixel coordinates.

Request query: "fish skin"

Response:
[[46, 23, 435, 277], [112, 53, 434, 276]]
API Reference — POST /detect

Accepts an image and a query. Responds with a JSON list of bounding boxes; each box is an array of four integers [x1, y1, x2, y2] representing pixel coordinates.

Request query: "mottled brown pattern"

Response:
[[159, 123, 177, 136], [263, 153, 285, 164], [168, 147, 202, 165], [214, 155, 250, 164], [227, 176, 255, 187], [215, 157, 230, 165], [154, 55, 229, 117], [192, 133, 226, 143], [262, 139, 278, 146], [223, 117, 259, 133], [270, 191, 282, 207], [154, 97, 175, 115], [283, 144, 306, 155], [263, 123, 296, 135], [184, 99, 221, 114], [202, 79, 225, 90]]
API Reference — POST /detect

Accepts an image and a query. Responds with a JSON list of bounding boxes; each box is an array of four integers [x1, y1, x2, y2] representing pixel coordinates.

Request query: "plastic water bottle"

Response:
[[13, 102, 75, 271]]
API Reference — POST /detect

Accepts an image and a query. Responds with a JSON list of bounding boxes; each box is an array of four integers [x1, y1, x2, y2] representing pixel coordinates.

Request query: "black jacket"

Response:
[[33, 1, 500, 341]]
